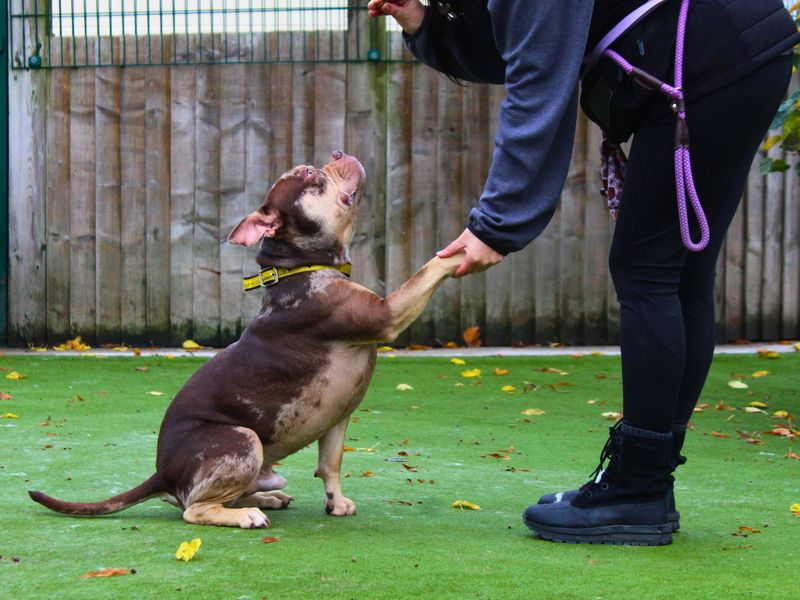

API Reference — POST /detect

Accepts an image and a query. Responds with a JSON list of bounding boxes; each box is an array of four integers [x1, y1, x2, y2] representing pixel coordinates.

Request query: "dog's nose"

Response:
[[331, 150, 344, 161]]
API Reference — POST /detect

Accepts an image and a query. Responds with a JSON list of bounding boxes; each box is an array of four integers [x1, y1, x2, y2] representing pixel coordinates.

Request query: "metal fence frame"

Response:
[[8, 0, 414, 69]]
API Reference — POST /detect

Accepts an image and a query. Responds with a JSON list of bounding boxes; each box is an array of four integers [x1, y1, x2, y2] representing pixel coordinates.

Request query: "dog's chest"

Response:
[[266, 344, 376, 455]]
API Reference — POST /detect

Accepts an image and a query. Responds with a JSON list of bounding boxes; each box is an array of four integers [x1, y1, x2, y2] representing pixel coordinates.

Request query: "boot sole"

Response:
[[523, 517, 673, 546], [538, 497, 681, 532]]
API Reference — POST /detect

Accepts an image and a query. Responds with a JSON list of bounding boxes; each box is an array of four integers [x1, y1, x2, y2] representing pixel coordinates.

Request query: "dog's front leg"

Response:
[[379, 254, 462, 342], [314, 418, 356, 516]]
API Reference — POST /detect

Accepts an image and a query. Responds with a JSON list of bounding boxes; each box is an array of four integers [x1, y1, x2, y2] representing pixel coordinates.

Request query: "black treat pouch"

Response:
[[580, 1, 680, 143]]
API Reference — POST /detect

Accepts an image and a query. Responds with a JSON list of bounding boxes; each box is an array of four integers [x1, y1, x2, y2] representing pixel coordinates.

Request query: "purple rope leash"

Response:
[[603, 0, 709, 252]]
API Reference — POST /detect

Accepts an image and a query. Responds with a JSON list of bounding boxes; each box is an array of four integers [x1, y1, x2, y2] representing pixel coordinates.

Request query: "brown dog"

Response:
[[29, 151, 462, 529]]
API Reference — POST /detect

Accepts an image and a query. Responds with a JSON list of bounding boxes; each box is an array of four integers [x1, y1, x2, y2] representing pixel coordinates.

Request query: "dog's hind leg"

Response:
[[178, 426, 269, 529], [229, 491, 294, 510]]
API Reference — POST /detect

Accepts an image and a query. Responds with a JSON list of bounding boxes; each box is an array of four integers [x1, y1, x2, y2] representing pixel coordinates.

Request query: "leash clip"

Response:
[[258, 267, 279, 288]]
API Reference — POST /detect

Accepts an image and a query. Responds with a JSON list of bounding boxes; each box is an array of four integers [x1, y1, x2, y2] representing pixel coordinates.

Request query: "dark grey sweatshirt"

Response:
[[406, 1, 594, 255]]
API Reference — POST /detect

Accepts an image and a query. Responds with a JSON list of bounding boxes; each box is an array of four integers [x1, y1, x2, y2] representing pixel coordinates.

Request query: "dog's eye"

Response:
[[304, 168, 315, 179]]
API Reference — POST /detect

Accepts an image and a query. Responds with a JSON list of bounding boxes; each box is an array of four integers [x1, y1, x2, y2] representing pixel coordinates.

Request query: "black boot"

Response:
[[523, 423, 673, 546], [536, 424, 686, 532]]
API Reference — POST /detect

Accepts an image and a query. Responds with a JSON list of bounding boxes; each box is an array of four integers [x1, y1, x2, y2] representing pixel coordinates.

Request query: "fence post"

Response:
[[1, 0, 9, 344], [8, 0, 48, 344]]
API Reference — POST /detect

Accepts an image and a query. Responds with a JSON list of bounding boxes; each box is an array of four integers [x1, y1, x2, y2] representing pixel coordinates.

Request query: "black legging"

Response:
[[609, 53, 793, 433]]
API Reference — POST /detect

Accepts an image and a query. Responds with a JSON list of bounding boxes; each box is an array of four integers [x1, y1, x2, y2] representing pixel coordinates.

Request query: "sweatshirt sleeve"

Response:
[[467, 1, 593, 254], [404, 4, 505, 84]]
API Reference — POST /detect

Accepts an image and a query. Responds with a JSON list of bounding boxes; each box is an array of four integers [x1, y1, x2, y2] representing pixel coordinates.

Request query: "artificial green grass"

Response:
[[1, 352, 798, 599]]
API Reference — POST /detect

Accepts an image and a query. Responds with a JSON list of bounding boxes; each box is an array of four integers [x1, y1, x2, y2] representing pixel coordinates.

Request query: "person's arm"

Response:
[[464, 1, 594, 257]]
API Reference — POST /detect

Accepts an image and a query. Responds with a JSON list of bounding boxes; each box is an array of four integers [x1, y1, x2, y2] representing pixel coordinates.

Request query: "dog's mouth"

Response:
[[323, 151, 365, 209]]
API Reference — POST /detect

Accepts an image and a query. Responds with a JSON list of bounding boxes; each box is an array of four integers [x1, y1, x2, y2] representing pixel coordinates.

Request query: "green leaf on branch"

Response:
[[760, 157, 790, 175]]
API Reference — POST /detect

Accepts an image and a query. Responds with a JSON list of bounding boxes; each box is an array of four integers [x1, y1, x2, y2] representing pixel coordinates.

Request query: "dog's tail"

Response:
[[28, 473, 165, 516]]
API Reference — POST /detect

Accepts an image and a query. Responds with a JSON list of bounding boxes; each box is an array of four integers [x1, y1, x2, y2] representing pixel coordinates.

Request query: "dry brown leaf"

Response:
[[463, 326, 482, 348], [262, 536, 279, 544], [81, 568, 133, 579], [711, 431, 731, 438]]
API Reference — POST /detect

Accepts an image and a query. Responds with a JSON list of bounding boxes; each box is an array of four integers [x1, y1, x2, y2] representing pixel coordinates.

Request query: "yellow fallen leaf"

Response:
[[521, 408, 545, 416], [54, 336, 91, 352], [165, 354, 175, 359], [501, 385, 516, 393], [461, 369, 481, 378], [5, 372, 26, 380], [146, 391, 164, 396], [112, 346, 130, 352], [757, 350, 781, 359], [728, 380, 749, 389], [454, 383, 464, 388], [795, 343, 800, 353], [450, 358, 466, 365], [744, 407, 765, 413], [751, 371, 770, 378], [452, 500, 480, 510], [790, 503, 800, 515], [377, 346, 394, 353], [602, 411, 623, 421], [773, 410, 791, 419], [175, 538, 202, 561], [27, 345, 47, 352], [396, 383, 414, 391], [182, 340, 202, 350], [1, 412, 19, 419], [749, 401, 769, 409], [494, 368, 509, 376]]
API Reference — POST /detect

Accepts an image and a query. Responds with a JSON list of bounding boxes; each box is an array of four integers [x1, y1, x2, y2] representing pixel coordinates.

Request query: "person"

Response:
[[368, 0, 799, 546]]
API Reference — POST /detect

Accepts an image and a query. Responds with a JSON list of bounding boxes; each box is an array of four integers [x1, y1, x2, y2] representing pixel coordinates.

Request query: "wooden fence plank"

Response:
[[433, 77, 464, 344], [170, 58, 197, 342], [292, 36, 315, 165], [8, 6, 47, 343], [242, 63, 273, 322], [120, 50, 147, 342], [459, 85, 489, 341], [762, 148, 785, 340], [145, 40, 172, 343], [406, 66, 438, 342], [782, 167, 800, 337], [744, 156, 765, 341], [559, 113, 587, 345], [69, 37, 97, 341], [193, 60, 222, 344], [384, 63, 413, 345], [346, 62, 386, 298], [95, 39, 123, 341], [582, 121, 610, 344], [219, 63, 247, 340], [484, 85, 513, 346], [722, 200, 745, 342], [45, 44, 72, 343]]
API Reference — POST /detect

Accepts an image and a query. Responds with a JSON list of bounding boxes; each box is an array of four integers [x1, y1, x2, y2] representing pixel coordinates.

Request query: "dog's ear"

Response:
[[227, 209, 282, 246]]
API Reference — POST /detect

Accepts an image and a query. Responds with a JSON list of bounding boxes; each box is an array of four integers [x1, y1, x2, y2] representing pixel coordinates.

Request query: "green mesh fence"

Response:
[[8, 0, 414, 68]]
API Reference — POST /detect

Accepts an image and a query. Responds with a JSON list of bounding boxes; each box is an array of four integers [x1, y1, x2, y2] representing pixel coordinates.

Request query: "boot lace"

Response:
[[580, 421, 623, 492]]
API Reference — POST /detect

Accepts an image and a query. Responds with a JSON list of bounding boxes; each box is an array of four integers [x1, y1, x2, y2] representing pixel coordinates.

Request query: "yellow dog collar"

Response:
[[242, 264, 352, 292]]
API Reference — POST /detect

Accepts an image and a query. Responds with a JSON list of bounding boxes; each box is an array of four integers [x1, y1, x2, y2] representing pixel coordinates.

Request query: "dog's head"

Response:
[[228, 151, 365, 267]]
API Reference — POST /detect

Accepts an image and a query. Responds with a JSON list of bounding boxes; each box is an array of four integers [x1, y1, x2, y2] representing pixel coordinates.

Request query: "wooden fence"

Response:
[[8, 35, 800, 347]]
